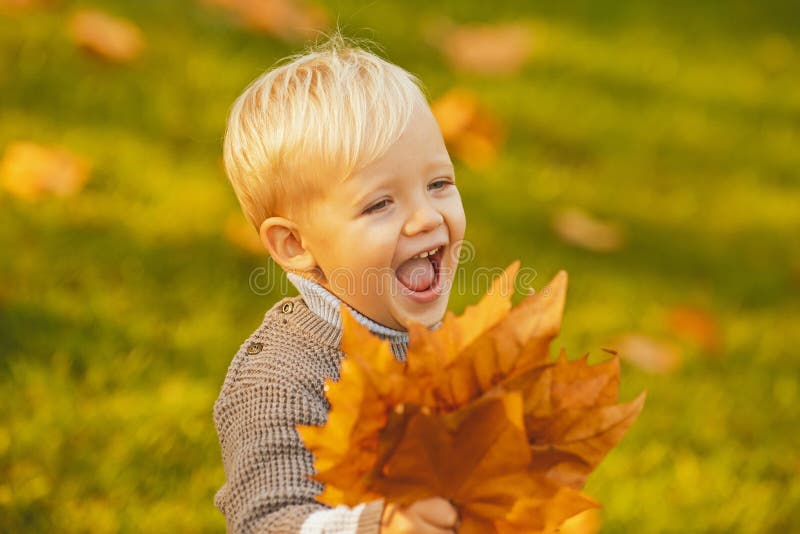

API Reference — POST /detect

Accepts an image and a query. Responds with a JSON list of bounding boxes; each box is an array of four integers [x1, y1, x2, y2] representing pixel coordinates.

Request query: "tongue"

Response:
[[396, 257, 435, 292]]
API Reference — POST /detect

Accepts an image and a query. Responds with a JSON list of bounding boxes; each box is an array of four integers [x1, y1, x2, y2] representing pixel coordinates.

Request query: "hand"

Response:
[[380, 496, 460, 533]]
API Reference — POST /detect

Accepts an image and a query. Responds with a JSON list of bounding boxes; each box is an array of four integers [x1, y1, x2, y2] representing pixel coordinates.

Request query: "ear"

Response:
[[258, 216, 318, 273]]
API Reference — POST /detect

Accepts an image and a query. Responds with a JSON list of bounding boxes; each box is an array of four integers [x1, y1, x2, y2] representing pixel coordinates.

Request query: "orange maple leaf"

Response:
[[297, 263, 645, 532], [439, 22, 535, 76], [0, 141, 90, 200], [551, 207, 625, 253], [201, 0, 327, 42], [431, 88, 505, 170], [68, 9, 145, 63]]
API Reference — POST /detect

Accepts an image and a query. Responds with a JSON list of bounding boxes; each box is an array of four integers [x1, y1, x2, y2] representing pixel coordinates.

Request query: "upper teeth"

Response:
[[414, 247, 441, 259]]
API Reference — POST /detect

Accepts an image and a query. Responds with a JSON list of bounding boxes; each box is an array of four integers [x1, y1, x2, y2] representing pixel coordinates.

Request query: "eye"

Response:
[[428, 179, 453, 191], [363, 199, 390, 215]]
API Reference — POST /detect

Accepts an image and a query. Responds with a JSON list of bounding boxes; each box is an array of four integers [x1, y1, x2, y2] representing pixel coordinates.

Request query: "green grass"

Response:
[[2, 1, 799, 532]]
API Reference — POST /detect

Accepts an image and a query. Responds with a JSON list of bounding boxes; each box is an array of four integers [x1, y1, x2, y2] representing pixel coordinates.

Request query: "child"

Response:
[[213, 33, 465, 533]]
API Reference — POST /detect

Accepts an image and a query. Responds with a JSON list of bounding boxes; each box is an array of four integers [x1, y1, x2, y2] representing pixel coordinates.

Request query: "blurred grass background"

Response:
[[1, 0, 799, 532]]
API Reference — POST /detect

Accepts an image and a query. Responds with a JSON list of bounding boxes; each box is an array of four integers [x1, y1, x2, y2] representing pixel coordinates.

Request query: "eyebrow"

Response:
[[425, 158, 456, 174], [348, 159, 456, 209]]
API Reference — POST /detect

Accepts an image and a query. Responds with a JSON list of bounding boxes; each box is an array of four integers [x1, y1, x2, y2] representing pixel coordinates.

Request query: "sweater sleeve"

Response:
[[213, 381, 383, 533]]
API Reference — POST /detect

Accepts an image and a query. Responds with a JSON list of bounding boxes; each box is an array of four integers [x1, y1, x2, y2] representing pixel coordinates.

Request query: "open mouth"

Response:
[[395, 245, 444, 299]]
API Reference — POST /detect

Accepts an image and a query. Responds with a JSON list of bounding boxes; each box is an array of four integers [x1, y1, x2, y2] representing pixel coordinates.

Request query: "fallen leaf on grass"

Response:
[[665, 305, 721, 353], [298, 263, 645, 532], [431, 88, 505, 170], [68, 9, 145, 63], [202, 0, 327, 41], [605, 333, 683, 374], [438, 22, 535, 76], [0, 141, 90, 200], [552, 207, 625, 252]]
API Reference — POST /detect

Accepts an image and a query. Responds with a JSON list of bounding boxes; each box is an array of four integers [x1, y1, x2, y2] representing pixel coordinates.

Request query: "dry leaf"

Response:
[[0, 141, 90, 200], [298, 263, 645, 532], [497, 484, 597, 534], [68, 9, 145, 63], [202, 0, 327, 41], [405, 266, 569, 410], [665, 305, 721, 353], [503, 350, 645, 490], [607, 333, 683, 374], [552, 207, 625, 252], [558, 508, 601, 534], [223, 213, 265, 255], [439, 22, 534, 76], [431, 88, 505, 170]]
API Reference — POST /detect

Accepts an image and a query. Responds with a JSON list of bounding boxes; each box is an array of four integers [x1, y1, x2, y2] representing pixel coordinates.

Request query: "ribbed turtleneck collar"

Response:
[[286, 272, 411, 361]]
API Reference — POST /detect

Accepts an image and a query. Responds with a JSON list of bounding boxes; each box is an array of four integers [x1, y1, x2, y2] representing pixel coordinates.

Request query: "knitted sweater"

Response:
[[213, 275, 411, 533]]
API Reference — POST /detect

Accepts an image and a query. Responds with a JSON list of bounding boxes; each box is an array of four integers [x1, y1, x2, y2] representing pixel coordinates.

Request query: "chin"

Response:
[[393, 294, 450, 330]]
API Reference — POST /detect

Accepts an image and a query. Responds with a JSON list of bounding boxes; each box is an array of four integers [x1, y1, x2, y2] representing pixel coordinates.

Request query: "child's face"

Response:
[[300, 101, 466, 329]]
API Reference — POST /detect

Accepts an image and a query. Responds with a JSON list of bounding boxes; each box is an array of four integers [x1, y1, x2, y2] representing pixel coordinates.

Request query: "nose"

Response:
[[402, 199, 444, 236]]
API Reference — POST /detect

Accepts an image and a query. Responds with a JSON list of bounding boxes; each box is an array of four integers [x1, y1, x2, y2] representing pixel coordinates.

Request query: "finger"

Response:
[[380, 503, 398, 527], [411, 497, 459, 528], [385, 507, 455, 534]]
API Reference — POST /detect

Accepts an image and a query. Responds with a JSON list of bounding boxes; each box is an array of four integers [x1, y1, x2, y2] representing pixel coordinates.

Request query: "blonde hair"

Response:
[[223, 33, 428, 230]]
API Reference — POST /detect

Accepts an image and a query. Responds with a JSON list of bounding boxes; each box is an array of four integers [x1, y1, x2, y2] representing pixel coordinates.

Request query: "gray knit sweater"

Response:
[[213, 275, 411, 533]]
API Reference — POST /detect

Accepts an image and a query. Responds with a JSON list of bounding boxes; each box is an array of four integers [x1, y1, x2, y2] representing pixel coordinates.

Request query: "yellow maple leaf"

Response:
[[0, 142, 90, 200], [297, 263, 645, 532]]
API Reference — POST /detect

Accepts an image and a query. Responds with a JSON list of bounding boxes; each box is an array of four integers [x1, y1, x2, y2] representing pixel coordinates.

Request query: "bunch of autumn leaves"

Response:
[[298, 263, 646, 533]]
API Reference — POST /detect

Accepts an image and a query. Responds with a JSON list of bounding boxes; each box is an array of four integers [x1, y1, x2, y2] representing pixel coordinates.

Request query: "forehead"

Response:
[[347, 156, 455, 189], [345, 103, 454, 184]]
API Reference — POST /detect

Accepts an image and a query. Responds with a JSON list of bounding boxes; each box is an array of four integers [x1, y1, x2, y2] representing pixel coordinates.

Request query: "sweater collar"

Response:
[[286, 272, 411, 361]]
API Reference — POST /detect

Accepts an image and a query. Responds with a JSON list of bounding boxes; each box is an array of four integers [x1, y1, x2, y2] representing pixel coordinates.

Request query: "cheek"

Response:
[[445, 196, 467, 240], [358, 218, 402, 250], [339, 221, 400, 275]]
